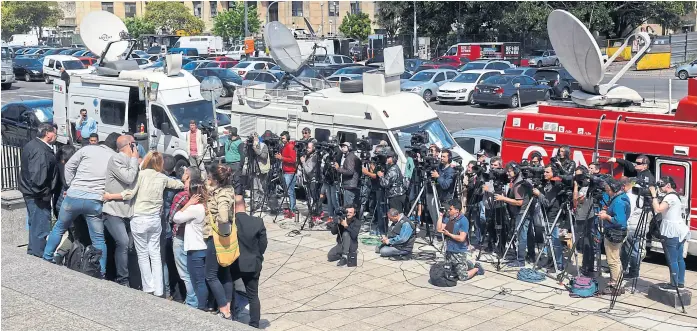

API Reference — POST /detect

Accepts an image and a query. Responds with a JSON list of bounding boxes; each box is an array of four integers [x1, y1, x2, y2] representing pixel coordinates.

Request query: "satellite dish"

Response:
[[201, 76, 223, 102], [383, 46, 405, 77], [164, 54, 182, 76], [264, 22, 303, 73], [80, 11, 129, 62], [547, 10, 603, 94]]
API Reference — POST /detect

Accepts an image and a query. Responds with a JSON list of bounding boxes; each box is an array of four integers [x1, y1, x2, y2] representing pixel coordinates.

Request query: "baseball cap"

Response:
[[341, 142, 352, 148], [476, 149, 487, 156]]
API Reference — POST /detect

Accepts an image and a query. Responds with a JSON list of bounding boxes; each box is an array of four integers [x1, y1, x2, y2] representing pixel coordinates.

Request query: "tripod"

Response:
[[257, 145, 283, 220], [407, 166, 441, 245], [299, 152, 322, 231], [497, 196, 536, 271], [533, 200, 579, 278], [245, 141, 260, 212], [407, 177, 444, 251], [476, 190, 510, 263]]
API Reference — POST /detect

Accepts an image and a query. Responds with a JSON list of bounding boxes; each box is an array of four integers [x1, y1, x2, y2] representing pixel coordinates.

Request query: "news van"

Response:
[[173, 36, 224, 57]]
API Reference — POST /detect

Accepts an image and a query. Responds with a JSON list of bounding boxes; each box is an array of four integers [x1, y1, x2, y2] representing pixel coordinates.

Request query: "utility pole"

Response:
[[244, 1, 249, 37], [413, 0, 417, 58]]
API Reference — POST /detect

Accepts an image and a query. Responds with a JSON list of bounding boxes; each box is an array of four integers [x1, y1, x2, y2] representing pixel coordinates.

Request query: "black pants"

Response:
[[232, 269, 261, 328], [389, 195, 406, 214]]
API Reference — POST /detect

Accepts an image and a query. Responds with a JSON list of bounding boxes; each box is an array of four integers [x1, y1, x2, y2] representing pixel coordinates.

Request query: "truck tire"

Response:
[[174, 157, 189, 174], [339, 80, 363, 93]]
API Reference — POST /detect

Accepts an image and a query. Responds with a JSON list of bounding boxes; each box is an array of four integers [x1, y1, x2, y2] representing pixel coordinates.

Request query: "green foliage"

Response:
[[339, 12, 372, 41], [1, 1, 61, 40], [212, 3, 261, 41], [124, 17, 155, 39], [143, 1, 205, 35]]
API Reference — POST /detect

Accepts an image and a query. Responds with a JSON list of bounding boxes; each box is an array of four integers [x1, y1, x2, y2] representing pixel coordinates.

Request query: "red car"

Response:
[[78, 57, 97, 66], [212, 56, 236, 62], [205, 61, 238, 69]]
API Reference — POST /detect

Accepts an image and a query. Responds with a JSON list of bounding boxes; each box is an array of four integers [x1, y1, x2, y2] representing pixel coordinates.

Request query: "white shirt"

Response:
[[625, 191, 645, 236], [172, 204, 207, 251], [660, 193, 690, 241]]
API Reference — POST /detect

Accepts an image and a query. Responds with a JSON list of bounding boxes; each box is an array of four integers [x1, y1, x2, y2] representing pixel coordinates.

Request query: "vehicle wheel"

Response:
[[509, 95, 519, 108], [25, 73, 32, 82], [174, 157, 189, 174], [468, 91, 475, 105], [679, 70, 689, 80], [561, 88, 570, 99], [478, 103, 488, 107], [220, 87, 229, 98], [44, 75, 51, 84], [439, 100, 448, 105], [1, 83, 10, 90], [423, 89, 433, 102], [555, 59, 560, 67], [537, 61, 543, 67], [544, 90, 551, 101]]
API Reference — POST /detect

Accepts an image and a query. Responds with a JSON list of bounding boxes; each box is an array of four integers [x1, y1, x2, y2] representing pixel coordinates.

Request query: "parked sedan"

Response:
[[437, 70, 501, 104], [182, 60, 211, 72], [204, 61, 238, 69], [675, 59, 697, 80], [242, 70, 284, 88], [532, 68, 579, 99], [328, 66, 374, 80], [472, 74, 550, 108], [459, 60, 514, 72], [527, 49, 559, 67], [191, 68, 243, 97], [1, 99, 53, 144], [504, 67, 537, 77], [401, 69, 458, 101], [13, 58, 44, 81]]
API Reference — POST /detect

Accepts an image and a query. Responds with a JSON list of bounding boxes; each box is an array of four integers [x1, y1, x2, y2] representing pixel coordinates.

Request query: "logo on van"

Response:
[[93, 99, 99, 107], [99, 34, 111, 42]]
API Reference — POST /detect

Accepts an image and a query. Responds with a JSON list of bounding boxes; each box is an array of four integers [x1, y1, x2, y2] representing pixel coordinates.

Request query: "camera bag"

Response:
[[347, 252, 357, 267], [605, 227, 627, 244], [429, 262, 457, 287], [569, 276, 598, 298]]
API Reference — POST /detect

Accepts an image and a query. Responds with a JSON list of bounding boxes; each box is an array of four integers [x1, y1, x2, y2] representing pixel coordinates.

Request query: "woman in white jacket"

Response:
[[104, 152, 184, 297]]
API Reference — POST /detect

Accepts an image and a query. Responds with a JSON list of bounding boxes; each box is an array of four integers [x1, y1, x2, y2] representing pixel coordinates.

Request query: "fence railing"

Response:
[[1, 143, 23, 191]]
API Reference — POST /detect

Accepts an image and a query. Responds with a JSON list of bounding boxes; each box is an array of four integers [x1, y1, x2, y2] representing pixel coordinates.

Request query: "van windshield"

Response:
[[168, 99, 216, 130], [393, 119, 456, 151]]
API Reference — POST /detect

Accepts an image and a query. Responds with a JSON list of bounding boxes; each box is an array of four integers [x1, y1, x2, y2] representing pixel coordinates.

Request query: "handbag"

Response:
[[208, 209, 240, 268], [605, 227, 627, 244]]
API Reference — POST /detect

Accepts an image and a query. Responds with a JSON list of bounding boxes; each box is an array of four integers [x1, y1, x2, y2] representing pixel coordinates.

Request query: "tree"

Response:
[[339, 12, 372, 41], [143, 1, 205, 35], [212, 3, 261, 42], [1, 1, 61, 40], [124, 17, 155, 39]]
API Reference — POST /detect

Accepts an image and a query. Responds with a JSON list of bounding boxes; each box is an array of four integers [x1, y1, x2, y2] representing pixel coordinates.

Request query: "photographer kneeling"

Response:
[[597, 178, 630, 295], [327, 205, 360, 267], [437, 199, 485, 281], [376, 208, 416, 257]]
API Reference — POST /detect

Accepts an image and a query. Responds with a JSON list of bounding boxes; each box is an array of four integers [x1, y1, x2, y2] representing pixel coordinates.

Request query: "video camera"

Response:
[[575, 172, 608, 200], [199, 122, 218, 146], [371, 148, 389, 173], [633, 177, 654, 198], [294, 139, 308, 156], [356, 137, 372, 161], [263, 133, 281, 154], [520, 159, 545, 188]]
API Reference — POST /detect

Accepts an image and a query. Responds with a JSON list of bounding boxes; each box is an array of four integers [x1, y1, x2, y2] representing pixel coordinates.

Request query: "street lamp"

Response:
[[266, 1, 279, 26]]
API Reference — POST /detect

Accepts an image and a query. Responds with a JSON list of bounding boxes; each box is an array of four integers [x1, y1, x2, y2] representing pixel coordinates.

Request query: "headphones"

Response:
[[507, 161, 520, 177]]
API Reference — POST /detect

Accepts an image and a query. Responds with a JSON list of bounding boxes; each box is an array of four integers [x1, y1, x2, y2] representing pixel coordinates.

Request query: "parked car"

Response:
[[328, 66, 374, 79], [1, 99, 53, 144], [182, 60, 211, 72], [42, 48, 70, 57], [404, 59, 428, 73], [13, 58, 43, 81], [191, 68, 243, 97], [676, 59, 697, 80], [400, 72, 413, 84], [527, 50, 559, 67], [42, 55, 91, 84], [212, 56, 236, 62], [242, 70, 284, 88], [230, 61, 274, 79], [226, 44, 246, 61], [459, 60, 514, 72], [437, 69, 501, 104], [451, 127, 501, 157], [432, 57, 464, 66], [472, 74, 551, 108], [168, 47, 199, 57], [204, 61, 238, 69], [532, 68, 579, 99], [401, 69, 458, 101], [504, 67, 537, 77], [78, 56, 97, 67]]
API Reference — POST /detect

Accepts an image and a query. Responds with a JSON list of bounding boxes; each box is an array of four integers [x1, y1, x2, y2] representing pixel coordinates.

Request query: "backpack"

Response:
[[65, 240, 103, 278], [568, 276, 598, 298], [429, 262, 458, 287]]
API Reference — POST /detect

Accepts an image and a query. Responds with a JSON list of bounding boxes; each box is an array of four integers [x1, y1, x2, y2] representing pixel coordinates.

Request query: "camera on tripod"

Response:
[[371, 149, 389, 173], [576, 172, 608, 199], [246, 133, 256, 144], [632, 178, 654, 198], [294, 139, 308, 155], [263, 134, 281, 153], [356, 137, 372, 161], [199, 122, 218, 146]]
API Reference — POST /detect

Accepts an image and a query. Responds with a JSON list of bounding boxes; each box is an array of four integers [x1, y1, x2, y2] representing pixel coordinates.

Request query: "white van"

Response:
[[173, 36, 224, 56], [52, 68, 227, 170], [8, 34, 39, 47], [228, 73, 474, 171], [42, 55, 92, 83], [226, 44, 245, 61]]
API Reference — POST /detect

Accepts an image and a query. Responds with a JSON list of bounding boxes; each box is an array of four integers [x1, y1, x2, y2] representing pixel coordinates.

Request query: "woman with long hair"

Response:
[[204, 163, 236, 319], [103, 152, 184, 297]]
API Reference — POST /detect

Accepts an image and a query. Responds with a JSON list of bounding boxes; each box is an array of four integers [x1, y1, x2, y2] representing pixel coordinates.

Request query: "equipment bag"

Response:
[[429, 262, 458, 287], [65, 240, 103, 278], [569, 276, 598, 298], [517, 268, 545, 283]]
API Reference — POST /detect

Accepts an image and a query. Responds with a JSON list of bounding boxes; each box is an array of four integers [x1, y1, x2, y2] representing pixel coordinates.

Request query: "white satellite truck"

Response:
[[227, 22, 474, 170], [52, 11, 225, 170]]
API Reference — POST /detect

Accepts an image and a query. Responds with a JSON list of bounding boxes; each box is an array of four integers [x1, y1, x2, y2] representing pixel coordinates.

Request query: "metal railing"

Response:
[[1, 142, 23, 191], [236, 79, 332, 108]]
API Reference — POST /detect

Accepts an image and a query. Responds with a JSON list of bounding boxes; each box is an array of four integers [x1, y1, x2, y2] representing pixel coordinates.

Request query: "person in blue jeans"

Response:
[[43, 140, 118, 276], [376, 209, 415, 257], [495, 162, 534, 268], [275, 132, 297, 218], [650, 176, 690, 289]]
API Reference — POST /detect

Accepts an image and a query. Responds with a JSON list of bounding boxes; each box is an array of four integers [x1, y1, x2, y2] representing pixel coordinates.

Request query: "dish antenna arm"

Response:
[[96, 38, 137, 67], [600, 32, 651, 94]]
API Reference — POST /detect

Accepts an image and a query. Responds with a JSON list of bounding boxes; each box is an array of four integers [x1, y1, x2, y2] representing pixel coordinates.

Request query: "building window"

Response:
[[125, 2, 137, 18], [101, 2, 114, 13], [350, 1, 361, 15], [269, 2, 279, 22], [328, 1, 338, 17], [193, 1, 202, 18], [210, 1, 218, 18], [291, 1, 303, 17]]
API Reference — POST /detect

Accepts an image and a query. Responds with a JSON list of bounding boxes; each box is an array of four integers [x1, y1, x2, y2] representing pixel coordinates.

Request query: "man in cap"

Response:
[[224, 126, 245, 173], [378, 148, 407, 214], [334, 142, 361, 206]]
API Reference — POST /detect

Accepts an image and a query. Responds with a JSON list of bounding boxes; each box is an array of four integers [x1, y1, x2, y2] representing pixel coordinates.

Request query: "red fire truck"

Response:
[[442, 42, 528, 66], [500, 80, 697, 257]]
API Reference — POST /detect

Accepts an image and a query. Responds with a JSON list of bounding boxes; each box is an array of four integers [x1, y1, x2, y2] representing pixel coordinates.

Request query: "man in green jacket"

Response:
[[224, 127, 245, 173]]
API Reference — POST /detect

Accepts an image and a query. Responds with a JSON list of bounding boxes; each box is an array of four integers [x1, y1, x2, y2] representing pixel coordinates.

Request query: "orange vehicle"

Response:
[[499, 80, 697, 256], [442, 42, 528, 67], [78, 56, 97, 66]]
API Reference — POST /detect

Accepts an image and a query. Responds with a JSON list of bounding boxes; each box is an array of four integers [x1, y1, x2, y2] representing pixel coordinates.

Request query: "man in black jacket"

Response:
[[232, 196, 267, 328], [19, 123, 59, 257], [608, 155, 655, 186], [334, 142, 361, 206], [378, 149, 407, 213], [327, 204, 360, 266]]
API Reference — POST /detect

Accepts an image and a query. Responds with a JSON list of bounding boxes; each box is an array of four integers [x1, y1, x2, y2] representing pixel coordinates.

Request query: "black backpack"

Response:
[[429, 262, 458, 287], [65, 240, 103, 278]]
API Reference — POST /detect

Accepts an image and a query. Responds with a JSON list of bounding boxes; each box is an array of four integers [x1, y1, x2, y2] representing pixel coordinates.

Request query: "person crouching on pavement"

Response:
[[328, 204, 360, 266], [437, 199, 485, 281], [376, 208, 416, 258]]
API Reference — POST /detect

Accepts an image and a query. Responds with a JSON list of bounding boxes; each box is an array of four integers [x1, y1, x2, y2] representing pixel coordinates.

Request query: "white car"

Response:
[[230, 61, 274, 79], [42, 55, 92, 84], [437, 69, 502, 104], [226, 44, 246, 61]]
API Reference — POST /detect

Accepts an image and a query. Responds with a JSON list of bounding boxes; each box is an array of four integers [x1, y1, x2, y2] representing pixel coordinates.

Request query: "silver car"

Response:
[[400, 69, 458, 101], [528, 50, 559, 67], [676, 59, 697, 80]]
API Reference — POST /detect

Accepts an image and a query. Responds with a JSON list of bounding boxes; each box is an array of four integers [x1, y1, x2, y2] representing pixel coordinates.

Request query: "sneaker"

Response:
[[678, 284, 685, 289], [475, 262, 485, 276], [337, 257, 348, 267], [506, 261, 525, 268], [659, 283, 678, 291]]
